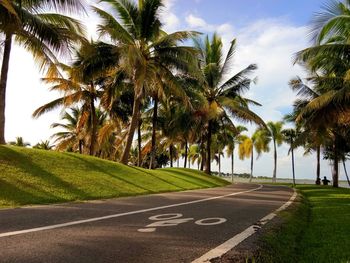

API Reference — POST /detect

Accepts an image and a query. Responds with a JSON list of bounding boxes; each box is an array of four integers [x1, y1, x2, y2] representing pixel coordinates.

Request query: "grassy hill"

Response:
[[0, 146, 228, 208]]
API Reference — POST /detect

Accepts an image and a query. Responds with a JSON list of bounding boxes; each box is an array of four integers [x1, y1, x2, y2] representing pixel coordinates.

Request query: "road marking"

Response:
[[0, 185, 263, 238], [137, 213, 227, 232], [195, 218, 227, 226], [149, 213, 183, 221], [137, 228, 156, 233], [191, 188, 298, 263]]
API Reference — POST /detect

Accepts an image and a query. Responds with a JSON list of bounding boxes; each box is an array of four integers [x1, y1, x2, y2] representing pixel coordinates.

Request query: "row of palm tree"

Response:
[[3, 0, 350, 186], [1, 0, 266, 176], [286, 0, 350, 187]]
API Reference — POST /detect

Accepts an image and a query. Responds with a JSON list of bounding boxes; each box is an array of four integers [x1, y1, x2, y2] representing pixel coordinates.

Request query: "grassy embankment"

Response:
[[0, 146, 228, 208], [256, 185, 350, 263]]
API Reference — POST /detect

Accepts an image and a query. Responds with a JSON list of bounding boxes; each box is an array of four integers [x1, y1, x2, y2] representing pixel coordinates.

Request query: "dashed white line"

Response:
[[0, 185, 263, 238]]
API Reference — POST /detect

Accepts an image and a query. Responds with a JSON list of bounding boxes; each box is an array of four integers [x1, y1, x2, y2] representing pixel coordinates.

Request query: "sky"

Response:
[[4, 0, 349, 181]]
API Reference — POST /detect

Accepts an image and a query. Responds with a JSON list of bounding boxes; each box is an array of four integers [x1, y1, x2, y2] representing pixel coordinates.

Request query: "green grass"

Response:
[[256, 185, 350, 263], [0, 146, 228, 208]]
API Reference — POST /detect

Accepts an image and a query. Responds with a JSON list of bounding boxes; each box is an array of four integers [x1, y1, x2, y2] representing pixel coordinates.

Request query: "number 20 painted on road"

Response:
[[138, 213, 227, 233]]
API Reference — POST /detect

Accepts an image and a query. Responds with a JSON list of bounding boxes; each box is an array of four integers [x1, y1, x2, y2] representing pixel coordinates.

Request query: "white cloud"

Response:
[[185, 14, 234, 38], [186, 14, 209, 29], [231, 19, 309, 123], [160, 0, 181, 32]]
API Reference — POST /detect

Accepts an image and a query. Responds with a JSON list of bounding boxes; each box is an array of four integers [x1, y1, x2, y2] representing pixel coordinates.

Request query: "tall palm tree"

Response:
[[94, 0, 198, 165], [238, 130, 270, 182], [194, 33, 264, 174], [226, 125, 247, 182], [265, 121, 284, 182], [287, 76, 326, 185], [282, 128, 299, 186], [0, 0, 85, 144]]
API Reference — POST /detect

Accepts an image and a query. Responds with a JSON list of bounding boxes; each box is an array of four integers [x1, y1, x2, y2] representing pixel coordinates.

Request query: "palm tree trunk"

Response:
[[316, 145, 321, 184], [231, 149, 234, 183], [218, 154, 221, 176], [332, 141, 339, 188], [177, 157, 179, 168], [249, 148, 253, 183], [89, 83, 97, 156], [272, 139, 277, 182], [200, 138, 205, 171], [121, 96, 141, 164], [205, 120, 212, 174], [170, 144, 173, 167], [137, 119, 142, 167], [343, 159, 350, 187], [149, 96, 158, 169], [184, 140, 188, 168], [291, 140, 296, 186], [79, 140, 83, 154], [0, 33, 13, 145]]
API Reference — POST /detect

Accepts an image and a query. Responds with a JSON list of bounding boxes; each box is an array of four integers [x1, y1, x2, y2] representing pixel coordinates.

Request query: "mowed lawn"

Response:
[[257, 185, 350, 263], [0, 146, 228, 208]]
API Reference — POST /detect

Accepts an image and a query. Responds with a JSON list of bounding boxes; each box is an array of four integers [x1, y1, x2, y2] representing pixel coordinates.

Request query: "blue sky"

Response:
[[168, 0, 322, 27], [4, 0, 349, 181]]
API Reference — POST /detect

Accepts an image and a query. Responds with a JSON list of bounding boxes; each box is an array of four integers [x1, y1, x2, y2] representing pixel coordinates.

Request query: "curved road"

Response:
[[0, 183, 294, 263]]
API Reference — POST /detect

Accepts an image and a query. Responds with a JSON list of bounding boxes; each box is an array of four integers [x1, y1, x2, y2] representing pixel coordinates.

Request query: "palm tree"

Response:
[[238, 130, 270, 182], [226, 125, 247, 182], [282, 128, 299, 186], [291, 73, 350, 188], [94, 0, 198, 165], [0, 0, 85, 144], [188, 144, 202, 170], [287, 76, 326, 185], [294, 0, 350, 187], [262, 122, 284, 182], [33, 140, 54, 150], [194, 34, 264, 174], [9, 137, 30, 147], [296, 0, 350, 73], [50, 107, 84, 153], [33, 40, 119, 155]]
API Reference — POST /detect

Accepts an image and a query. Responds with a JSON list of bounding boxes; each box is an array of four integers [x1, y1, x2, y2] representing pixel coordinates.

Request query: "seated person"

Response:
[[322, 176, 330, 186]]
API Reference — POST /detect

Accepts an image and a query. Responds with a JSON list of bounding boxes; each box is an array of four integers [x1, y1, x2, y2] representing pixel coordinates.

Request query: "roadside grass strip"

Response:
[[255, 185, 350, 263]]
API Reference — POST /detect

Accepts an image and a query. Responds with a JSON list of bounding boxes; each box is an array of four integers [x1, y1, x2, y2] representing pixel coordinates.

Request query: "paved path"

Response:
[[0, 183, 294, 263]]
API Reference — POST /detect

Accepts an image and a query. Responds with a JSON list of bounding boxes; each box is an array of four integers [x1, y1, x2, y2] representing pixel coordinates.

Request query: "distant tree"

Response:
[[9, 137, 30, 147], [33, 140, 54, 150], [282, 128, 299, 186], [225, 126, 247, 181], [238, 130, 270, 182], [265, 121, 284, 182]]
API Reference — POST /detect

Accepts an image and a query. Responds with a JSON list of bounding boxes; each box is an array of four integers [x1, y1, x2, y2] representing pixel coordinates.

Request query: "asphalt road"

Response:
[[0, 183, 293, 263]]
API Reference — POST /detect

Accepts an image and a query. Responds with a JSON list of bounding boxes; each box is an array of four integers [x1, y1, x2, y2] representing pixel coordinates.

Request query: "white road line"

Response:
[[191, 188, 298, 263], [0, 185, 263, 238]]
